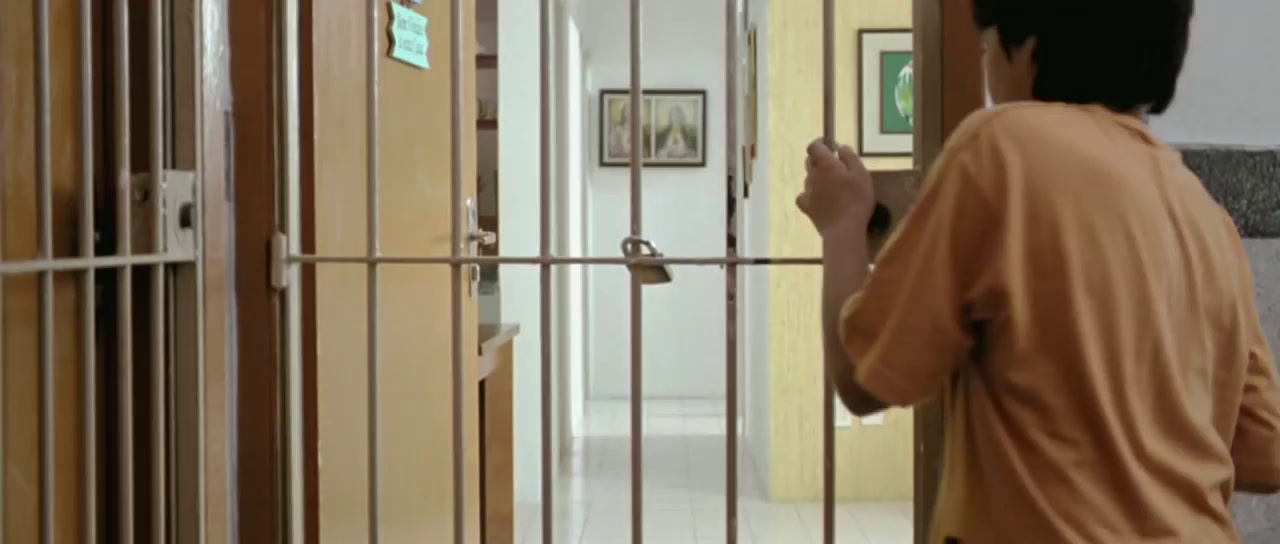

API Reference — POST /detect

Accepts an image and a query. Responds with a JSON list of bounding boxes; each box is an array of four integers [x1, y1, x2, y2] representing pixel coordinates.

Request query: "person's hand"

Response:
[[795, 138, 875, 237]]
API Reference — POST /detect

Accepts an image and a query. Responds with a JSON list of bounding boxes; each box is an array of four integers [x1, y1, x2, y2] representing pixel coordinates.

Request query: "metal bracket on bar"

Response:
[[621, 236, 674, 285], [271, 232, 289, 291], [130, 171, 197, 256]]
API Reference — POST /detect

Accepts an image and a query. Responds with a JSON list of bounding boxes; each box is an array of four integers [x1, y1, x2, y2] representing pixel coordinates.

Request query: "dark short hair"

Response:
[[972, 0, 1194, 115]]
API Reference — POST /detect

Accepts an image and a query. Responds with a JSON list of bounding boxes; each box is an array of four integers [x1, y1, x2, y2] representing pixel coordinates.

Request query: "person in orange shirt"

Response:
[[796, 1, 1280, 542]]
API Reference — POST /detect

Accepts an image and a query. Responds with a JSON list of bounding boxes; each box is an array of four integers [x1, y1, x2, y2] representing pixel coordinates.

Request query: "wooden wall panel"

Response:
[[765, 0, 915, 502]]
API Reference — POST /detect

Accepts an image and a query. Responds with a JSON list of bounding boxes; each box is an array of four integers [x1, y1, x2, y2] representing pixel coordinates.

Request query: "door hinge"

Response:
[[270, 232, 288, 291]]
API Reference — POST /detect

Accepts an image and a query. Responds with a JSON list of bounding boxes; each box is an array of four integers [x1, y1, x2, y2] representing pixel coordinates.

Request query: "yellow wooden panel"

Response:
[[765, 0, 914, 502]]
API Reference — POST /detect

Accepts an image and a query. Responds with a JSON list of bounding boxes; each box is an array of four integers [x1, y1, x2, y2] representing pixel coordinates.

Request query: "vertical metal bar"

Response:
[[0, 1, 5, 523], [149, 1, 169, 541], [724, 0, 740, 542], [0, 195, 4, 544], [538, 0, 555, 543], [35, 1, 57, 541], [113, 0, 137, 540], [277, 0, 305, 537], [181, 1, 209, 537], [80, 0, 99, 540], [628, 0, 644, 542], [821, 0, 837, 542], [449, 0, 468, 542], [0, 124, 5, 544], [0, 100, 5, 544], [365, 1, 381, 542]]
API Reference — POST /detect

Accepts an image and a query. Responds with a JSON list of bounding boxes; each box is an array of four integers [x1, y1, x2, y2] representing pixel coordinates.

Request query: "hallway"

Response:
[[514, 400, 913, 543]]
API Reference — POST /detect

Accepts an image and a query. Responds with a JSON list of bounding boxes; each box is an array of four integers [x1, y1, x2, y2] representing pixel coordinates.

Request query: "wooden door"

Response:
[[301, 1, 481, 542]]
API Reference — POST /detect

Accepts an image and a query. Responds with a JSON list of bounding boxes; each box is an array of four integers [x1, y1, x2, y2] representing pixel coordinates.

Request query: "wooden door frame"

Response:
[[194, 0, 236, 541], [215, 1, 313, 541], [912, 0, 985, 542], [223, 0, 288, 541], [215, 1, 321, 540]]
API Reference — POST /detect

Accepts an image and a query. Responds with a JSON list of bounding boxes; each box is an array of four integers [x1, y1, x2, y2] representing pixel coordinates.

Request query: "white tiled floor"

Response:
[[515, 400, 913, 543]]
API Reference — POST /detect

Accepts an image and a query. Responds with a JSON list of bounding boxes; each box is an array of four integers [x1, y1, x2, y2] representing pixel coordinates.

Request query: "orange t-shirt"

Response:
[[840, 102, 1280, 543]]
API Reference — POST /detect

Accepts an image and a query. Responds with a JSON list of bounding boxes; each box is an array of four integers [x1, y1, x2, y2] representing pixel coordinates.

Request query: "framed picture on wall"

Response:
[[599, 89, 707, 167], [858, 29, 914, 157]]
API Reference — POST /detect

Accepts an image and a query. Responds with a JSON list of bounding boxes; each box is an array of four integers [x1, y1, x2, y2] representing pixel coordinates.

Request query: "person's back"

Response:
[[792, 1, 1280, 542], [921, 101, 1280, 543]]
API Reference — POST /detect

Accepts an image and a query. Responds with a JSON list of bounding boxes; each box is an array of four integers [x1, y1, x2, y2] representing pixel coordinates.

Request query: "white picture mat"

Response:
[[859, 31, 914, 155]]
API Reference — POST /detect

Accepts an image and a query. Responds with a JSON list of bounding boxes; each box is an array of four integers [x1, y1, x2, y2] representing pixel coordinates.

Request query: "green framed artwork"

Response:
[[859, 29, 914, 157]]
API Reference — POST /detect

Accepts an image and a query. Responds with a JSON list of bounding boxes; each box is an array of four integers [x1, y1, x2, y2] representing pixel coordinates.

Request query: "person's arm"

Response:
[[1229, 233, 1280, 494], [838, 141, 1003, 409], [822, 228, 883, 416], [798, 128, 1002, 412], [1232, 328, 1280, 495], [796, 140, 886, 415]]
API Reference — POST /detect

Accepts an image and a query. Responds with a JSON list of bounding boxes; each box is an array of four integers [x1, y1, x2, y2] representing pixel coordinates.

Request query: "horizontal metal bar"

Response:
[[0, 253, 196, 275], [289, 255, 822, 266]]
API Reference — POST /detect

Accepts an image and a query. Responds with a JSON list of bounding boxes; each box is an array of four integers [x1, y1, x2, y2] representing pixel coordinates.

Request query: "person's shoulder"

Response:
[[946, 102, 1083, 150], [925, 103, 1091, 197]]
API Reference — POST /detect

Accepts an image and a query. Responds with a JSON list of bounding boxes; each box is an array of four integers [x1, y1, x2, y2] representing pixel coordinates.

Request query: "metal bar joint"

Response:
[[271, 232, 290, 291]]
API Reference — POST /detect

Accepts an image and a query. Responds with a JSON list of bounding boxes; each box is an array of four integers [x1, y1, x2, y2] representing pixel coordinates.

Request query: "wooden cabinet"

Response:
[[478, 324, 518, 543]]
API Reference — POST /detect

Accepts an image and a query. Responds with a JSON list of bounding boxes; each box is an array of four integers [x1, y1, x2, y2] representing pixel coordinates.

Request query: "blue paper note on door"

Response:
[[389, 3, 430, 69]]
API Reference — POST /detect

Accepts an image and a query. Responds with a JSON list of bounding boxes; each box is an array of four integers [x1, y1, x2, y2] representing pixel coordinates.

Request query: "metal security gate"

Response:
[[0, 0, 213, 542], [280, 0, 858, 543], [272, 0, 988, 540]]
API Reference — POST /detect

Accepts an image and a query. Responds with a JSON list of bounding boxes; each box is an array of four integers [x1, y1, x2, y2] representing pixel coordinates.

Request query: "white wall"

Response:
[[551, 0, 590, 466], [742, 0, 772, 496], [498, 0, 548, 503], [498, 0, 590, 505], [579, 0, 729, 400], [1149, 0, 1280, 145], [566, 22, 588, 439]]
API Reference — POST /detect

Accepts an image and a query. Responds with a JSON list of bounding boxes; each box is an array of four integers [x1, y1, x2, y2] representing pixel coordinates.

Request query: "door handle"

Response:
[[468, 229, 497, 248], [465, 197, 491, 297]]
